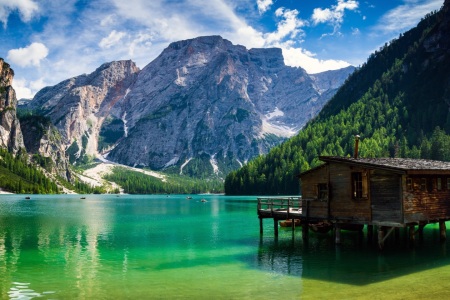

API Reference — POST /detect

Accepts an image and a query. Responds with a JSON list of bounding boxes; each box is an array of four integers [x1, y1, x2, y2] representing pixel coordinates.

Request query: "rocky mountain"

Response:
[[20, 115, 72, 181], [29, 60, 139, 162], [0, 58, 71, 185], [0, 58, 24, 153], [28, 36, 354, 177]]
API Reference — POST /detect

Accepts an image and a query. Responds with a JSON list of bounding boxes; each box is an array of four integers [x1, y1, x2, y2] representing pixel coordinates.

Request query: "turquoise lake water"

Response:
[[1, 194, 450, 299]]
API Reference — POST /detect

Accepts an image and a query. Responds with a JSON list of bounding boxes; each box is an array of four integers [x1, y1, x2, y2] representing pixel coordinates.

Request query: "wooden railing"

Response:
[[257, 196, 302, 213]]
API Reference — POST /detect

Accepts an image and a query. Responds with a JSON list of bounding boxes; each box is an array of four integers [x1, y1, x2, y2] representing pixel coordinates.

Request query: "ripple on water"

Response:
[[8, 282, 55, 299]]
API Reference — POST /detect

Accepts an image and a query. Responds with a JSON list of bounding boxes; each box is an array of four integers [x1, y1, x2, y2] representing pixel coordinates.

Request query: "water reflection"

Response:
[[254, 226, 450, 285], [0, 196, 113, 298]]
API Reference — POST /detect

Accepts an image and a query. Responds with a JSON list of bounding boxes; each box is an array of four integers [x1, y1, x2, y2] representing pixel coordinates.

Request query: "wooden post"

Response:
[[274, 219, 279, 237], [418, 222, 425, 240], [439, 220, 446, 241], [378, 226, 385, 250], [302, 222, 309, 241], [367, 225, 373, 244], [259, 217, 263, 235], [291, 218, 295, 232], [335, 224, 341, 244], [409, 224, 415, 243]]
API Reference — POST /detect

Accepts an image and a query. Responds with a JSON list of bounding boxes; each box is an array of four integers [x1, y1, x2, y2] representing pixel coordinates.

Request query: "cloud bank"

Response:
[[7, 42, 49, 67]]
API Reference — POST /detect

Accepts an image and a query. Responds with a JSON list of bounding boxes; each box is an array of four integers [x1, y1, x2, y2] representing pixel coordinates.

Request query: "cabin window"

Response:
[[352, 172, 367, 199], [420, 178, 427, 191], [406, 178, 413, 191], [317, 183, 328, 201], [437, 178, 442, 191]]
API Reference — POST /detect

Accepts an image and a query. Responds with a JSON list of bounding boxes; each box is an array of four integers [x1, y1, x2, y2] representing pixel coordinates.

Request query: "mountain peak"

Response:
[[167, 35, 233, 51]]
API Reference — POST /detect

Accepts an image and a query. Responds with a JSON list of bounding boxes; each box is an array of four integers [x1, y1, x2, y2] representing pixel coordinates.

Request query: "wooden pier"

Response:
[[257, 197, 303, 237], [257, 196, 448, 248]]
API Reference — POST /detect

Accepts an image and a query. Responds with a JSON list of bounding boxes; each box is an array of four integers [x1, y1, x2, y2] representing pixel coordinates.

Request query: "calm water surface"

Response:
[[1, 194, 450, 299]]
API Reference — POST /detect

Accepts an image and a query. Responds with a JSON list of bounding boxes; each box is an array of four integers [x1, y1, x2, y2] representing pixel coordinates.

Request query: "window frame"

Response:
[[317, 183, 328, 201], [351, 172, 367, 200], [420, 178, 427, 191], [406, 178, 413, 191]]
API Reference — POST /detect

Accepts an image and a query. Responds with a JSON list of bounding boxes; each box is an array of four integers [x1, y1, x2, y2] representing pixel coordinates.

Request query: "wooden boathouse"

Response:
[[258, 155, 450, 248]]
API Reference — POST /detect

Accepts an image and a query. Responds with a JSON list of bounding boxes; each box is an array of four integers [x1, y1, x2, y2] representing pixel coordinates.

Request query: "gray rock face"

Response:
[[20, 115, 72, 181], [109, 36, 353, 175], [29, 36, 353, 177], [29, 60, 140, 159], [0, 58, 24, 153]]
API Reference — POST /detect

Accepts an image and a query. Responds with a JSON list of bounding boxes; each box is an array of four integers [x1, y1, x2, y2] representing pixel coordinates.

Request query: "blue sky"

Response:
[[0, 0, 444, 99]]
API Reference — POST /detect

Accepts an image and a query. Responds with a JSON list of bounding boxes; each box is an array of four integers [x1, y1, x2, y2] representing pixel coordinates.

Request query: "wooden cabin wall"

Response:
[[300, 166, 329, 219], [403, 175, 450, 222], [328, 163, 371, 222], [370, 170, 402, 224]]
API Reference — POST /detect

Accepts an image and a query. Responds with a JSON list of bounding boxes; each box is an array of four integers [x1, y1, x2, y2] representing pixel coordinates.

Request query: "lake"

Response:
[[1, 194, 450, 299]]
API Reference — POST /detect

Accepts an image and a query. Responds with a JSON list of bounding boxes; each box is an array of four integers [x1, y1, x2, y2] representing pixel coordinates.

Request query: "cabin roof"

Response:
[[318, 156, 450, 174]]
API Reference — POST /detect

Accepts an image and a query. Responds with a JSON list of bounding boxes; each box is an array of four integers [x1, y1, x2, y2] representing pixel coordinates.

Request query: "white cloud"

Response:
[[312, 0, 359, 35], [263, 8, 306, 45], [282, 46, 351, 74], [0, 0, 39, 26], [12, 77, 46, 100], [99, 30, 127, 49], [372, 0, 442, 35], [257, 0, 273, 14], [7, 42, 49, 67]]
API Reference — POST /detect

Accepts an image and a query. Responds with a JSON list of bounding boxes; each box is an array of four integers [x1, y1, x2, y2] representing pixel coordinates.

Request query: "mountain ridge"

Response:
[[27, 35, 354, 178]]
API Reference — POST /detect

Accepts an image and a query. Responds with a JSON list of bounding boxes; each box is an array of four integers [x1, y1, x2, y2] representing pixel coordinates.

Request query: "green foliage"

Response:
[[32, 154, 53, 171], [225, 8, 450, 195], [181, 154, 214, 178], [0, 148, 59, 194], [104, 167, 224, 194]]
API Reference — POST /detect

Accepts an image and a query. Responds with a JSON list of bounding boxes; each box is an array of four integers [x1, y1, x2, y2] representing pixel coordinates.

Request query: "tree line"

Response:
[[104, 166, 224, 194]]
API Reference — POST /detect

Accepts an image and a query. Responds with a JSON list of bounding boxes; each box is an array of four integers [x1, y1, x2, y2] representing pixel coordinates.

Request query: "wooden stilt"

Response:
[[335, 224, 341, 244], [291, 218, 295, 232], [302, 222, 309, 241], [274, 219, 278, 237], [439, 220, 446, 242], [367, 225, 373, 243], [259, 217, 263, 235], [418, 222, 425, 240], [378, 226, 385, 250], [409, 224, 415, 243]]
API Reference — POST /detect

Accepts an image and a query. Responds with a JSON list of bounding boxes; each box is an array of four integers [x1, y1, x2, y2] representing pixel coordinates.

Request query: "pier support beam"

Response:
[[378, 227, 385, 249], [367, 225, 373, 244], [335, 224, 341, 244], [302, 222, 309, 241], [259, 217, 263, 235], [274, 219, 279, 237], [439, 220, 446, 242], [409, 224, 415, 244]]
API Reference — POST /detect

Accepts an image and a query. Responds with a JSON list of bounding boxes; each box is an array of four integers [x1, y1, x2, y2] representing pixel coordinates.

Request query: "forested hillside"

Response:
[[225, 5, 450, 195]]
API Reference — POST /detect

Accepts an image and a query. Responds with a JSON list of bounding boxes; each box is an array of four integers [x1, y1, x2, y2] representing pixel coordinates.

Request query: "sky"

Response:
[[0, 0, 445, 100]]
